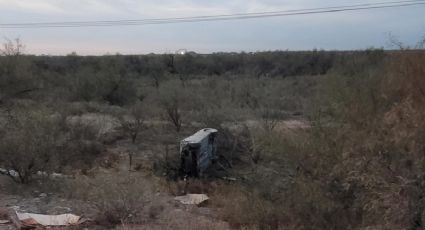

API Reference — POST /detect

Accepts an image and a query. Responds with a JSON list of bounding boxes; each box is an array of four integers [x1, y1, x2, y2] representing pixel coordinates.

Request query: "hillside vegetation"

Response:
[[0, 38, 425, 229]]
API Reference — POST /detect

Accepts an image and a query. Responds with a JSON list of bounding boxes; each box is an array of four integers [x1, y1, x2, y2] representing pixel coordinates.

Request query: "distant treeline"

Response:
[[0, 47, 387, 107], [18, 50, 385, 78]]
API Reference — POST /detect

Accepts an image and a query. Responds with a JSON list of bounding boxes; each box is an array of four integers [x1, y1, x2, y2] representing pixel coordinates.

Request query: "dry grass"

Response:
[[209, 183, 290, 229], [60, 172, 155, 228]]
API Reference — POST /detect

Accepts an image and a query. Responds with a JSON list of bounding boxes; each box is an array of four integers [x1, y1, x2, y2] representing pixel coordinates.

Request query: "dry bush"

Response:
[[0, 207, 9, 220], [152, 144, 181, 180], [211, 183, 288, 229], [147, 205, 164, 220], [215, 125, 253, 167], [217, 124, 301, 169], [118, 102, 146, 144], [92, 176, 148, 227], [165, 178, 217, 196], [258, 107, 281, 132], [62, 173, 152, 228], [60, 119, 105, 172], [68, 62, 138, 106], [161, 216, 230, 230], [286, 50, 425, 229], [0, 108, 62, 183], [241, 129, 305, 202], [118, 211, 229, 230], [0, 105, 107, 183], [197, 108, 227, 129], [64, 101, 121, 116]]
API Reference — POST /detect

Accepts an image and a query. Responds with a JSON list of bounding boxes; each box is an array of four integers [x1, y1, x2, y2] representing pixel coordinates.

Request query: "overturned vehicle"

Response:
[[180, 128, 218, 177]]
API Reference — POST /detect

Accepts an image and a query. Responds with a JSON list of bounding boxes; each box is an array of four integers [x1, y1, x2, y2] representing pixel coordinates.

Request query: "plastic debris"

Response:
[[0, 168, 19, 177], [0, 219, 10, 224], [222, 177, 237, 181], [174, 194, 209, 205], [15, 212, 82, 227]]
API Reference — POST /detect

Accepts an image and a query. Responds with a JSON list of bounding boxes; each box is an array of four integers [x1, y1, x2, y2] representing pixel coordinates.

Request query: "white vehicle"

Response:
[[180, 128, 218, 177]]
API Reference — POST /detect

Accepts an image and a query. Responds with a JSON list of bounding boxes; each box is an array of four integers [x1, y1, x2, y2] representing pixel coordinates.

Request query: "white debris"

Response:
[[0, 219, 10, 224], [36, 171, 68, 179], [39, 193, 47, 198], [0, 168, 19, 177], [16, 212, 82, 227], [174, 194, 209, 205], [222, 177, 237, 181]]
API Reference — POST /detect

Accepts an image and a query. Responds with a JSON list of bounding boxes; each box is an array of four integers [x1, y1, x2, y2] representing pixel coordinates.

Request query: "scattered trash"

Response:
[[15, 211, 83, 228], [0, 168, 19, 177], [174, 194, 209, 205], [39, 193, 47, 198], [36, 171, 67, 178], [222, 176, 237, 181], [1, 168, 68, 179], [0, 219, 10, 224]]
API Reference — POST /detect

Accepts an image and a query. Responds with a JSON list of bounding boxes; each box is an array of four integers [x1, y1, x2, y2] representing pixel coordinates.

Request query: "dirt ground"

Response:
[[0, 164, 229, 230]]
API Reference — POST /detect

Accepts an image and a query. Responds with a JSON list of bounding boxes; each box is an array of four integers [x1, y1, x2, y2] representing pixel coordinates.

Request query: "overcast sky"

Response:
[[0, 0, 424, 55]]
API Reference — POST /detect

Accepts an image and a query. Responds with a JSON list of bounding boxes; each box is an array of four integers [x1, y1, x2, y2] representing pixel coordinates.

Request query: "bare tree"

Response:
[[159, 85, 185, 132], [147, 58, 166, 89], [118, 103, 145, 170], [163, 98, 182, 132], [120, 104, 145, 144], [0, 38, 25, 56], [152, 72, 162, 89], [416, 35, 425, 49], [259, 107, 280, 132], [0, 38, 38, 105]]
